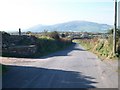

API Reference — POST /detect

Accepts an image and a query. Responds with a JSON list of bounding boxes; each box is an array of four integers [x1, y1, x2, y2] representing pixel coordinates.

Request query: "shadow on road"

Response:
[[39, 43, 86, 59], [3, 65, 97, 88]]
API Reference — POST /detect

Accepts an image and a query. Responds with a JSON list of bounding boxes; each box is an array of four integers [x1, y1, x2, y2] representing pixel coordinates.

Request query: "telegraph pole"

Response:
[[113, 0, 117, 54]]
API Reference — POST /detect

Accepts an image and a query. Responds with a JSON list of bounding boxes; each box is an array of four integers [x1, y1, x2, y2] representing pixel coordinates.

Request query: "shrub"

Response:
[[49, 31, 60, 40], [61, 33, 66, 38]]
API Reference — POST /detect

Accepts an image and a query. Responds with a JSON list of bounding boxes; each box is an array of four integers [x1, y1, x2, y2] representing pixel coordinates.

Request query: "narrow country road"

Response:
[[2, 43, 118, 88]]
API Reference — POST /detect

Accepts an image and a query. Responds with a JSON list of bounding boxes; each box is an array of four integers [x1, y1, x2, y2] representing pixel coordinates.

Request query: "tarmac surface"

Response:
[[2, 43, 118, 88]]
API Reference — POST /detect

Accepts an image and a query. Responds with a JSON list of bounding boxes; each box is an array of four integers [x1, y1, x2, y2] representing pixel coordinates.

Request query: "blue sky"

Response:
[[0, 0, 119, 32]]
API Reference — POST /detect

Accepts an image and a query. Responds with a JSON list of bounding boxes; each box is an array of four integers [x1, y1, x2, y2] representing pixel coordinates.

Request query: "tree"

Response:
[[61, 33, 66, 38], [108, 29, 113, 35]]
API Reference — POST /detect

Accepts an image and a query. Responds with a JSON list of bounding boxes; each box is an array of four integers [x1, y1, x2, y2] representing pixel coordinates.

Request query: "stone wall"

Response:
[[2, 45, 37, 56], [2, 32, 38, 57]]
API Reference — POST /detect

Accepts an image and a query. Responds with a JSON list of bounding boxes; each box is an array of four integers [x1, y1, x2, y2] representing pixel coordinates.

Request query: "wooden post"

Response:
[[19, 28, 21, 36]]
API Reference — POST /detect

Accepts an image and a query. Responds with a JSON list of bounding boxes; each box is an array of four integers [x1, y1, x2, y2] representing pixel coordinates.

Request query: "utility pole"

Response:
[[113, 0, 117, 54]]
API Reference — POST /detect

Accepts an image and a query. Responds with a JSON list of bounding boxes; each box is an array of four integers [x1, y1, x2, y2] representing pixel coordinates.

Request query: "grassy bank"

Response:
[[73, 38, 119, 60], [34, 36, 72, 57]]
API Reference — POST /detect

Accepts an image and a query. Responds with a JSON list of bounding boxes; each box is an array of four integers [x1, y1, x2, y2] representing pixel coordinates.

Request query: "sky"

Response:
[[0, 0, 119, 32]]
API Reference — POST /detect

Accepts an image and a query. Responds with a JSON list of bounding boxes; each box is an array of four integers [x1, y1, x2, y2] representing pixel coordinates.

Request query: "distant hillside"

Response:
[[26, 21, 112, 33]]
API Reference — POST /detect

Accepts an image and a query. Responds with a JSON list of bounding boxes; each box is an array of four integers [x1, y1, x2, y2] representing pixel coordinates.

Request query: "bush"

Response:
[[49, 31, 60, 40], [108, 29, 120, 43], [108, 29, 120, 57]]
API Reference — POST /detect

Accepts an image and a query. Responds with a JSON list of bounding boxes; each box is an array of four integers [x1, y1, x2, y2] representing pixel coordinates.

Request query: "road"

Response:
[[2, 43, 118, 88]]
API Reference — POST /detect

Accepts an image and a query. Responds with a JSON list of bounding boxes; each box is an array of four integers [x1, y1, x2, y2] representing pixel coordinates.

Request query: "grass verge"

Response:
[[73, 38, 119, 60]]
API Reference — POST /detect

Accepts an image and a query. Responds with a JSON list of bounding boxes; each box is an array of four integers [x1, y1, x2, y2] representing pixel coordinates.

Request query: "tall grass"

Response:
[[73, 37, 119, 60]]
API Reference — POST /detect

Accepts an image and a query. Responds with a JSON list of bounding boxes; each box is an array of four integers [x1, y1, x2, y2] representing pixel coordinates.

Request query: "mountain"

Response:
[[25, 21, 112, 33]]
